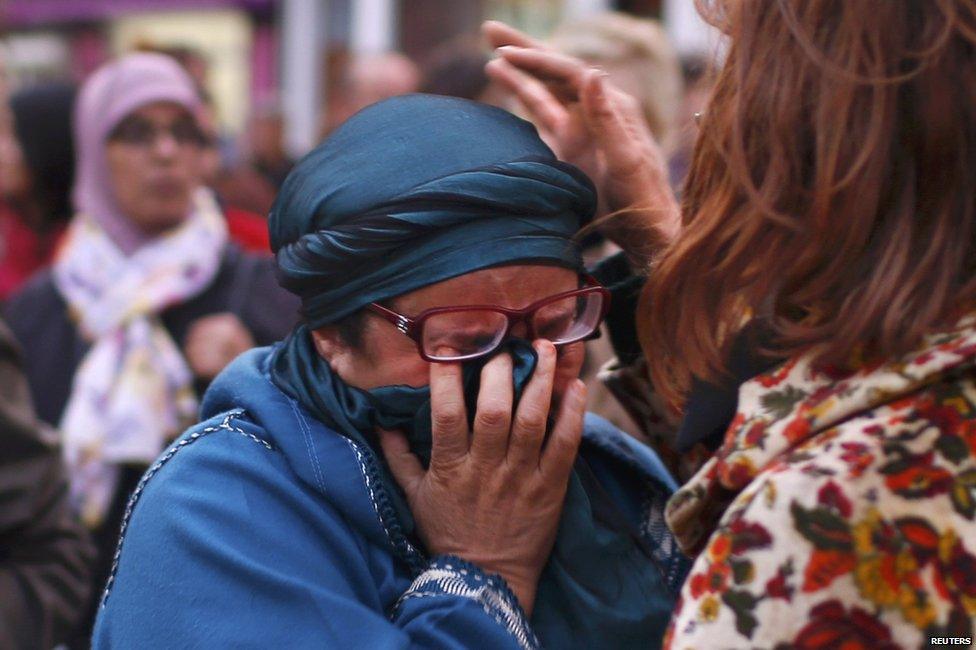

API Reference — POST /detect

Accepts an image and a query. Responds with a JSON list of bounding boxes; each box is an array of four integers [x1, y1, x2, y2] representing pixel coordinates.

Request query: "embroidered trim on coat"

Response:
[[99, 409, 273, 606], [396, 556, 539, 650], [341, 437, 427, 574]]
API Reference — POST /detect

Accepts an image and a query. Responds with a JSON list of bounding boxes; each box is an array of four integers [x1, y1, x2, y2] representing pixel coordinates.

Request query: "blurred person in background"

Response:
[[208, 157, 279, 223], [197, 91, 273, 253], [0, 317, 95, 650], [209, 102, 293, 220], [2, 52, 297, 646], [320, 51, 420, 136], [246, 103, 294, 190], [0, 49, 94, 650], [0, 81, 76, 301], [420, 36, 509, 106], [138, 43, 272, 252]]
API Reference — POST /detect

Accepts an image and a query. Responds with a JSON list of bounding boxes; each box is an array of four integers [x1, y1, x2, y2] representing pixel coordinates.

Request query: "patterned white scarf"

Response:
[[54, 188, 228, 527]]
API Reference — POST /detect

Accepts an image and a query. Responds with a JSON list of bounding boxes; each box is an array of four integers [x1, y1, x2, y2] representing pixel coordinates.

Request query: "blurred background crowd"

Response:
[[0, 0, 719, 431], [0, 1, 718, 647], [0, 0, 715, 260]]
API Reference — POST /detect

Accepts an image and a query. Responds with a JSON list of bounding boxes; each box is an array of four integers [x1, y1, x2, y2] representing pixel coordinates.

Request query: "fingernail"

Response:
[[535, 339, 556, 360]]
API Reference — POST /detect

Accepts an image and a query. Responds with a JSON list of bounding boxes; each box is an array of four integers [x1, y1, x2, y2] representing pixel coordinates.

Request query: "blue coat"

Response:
[[93, 348, 685, 649]]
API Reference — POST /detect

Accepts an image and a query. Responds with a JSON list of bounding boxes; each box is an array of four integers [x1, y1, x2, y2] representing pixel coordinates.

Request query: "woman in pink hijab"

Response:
[[2, 52, 296, 646]]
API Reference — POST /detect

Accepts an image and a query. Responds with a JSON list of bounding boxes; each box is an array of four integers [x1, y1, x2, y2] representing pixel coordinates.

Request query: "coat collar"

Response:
[[666, 313, 976, 555]]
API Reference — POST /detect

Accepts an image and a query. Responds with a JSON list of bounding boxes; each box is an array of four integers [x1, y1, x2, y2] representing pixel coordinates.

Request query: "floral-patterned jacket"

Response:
[[658, 315, 976, 649]]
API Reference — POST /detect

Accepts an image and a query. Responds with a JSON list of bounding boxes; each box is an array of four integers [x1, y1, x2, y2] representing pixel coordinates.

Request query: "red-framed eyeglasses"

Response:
[[367, 276, 611, 363]]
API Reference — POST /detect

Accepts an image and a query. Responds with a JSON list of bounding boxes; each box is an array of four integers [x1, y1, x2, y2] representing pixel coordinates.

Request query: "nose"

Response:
[[151, 130, 180, 160], [510, 319, 531, 341]]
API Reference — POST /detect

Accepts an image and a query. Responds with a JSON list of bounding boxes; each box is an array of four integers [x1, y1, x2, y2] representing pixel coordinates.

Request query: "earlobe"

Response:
[[310, 327, 345, 373]]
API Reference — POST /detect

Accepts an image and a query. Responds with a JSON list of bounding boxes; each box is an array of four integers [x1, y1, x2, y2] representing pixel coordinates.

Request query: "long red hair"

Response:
[[642, 0, 976, 404]]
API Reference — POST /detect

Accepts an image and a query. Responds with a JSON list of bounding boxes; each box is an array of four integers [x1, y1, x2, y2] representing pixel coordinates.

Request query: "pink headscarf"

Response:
[[72, 53, 201, 255]]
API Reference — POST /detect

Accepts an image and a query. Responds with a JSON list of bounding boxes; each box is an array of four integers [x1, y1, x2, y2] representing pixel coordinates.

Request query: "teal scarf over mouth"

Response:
[[270, 326, 666, 648]]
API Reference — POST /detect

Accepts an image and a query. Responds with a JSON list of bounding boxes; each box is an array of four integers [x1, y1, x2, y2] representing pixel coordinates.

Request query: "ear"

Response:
[[310, 326, 349, 374]]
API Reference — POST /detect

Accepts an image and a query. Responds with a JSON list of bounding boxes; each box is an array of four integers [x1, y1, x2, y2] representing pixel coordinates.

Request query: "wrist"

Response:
[[505, 578, 538, 618], [602, 202, 680, 266], [407, 556, 540, 646], [466, 560, 539, 617], [435, 553, 540, 616]]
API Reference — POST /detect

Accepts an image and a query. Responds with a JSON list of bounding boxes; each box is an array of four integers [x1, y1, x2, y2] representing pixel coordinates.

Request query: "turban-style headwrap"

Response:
[[269, 94, 595, 325]]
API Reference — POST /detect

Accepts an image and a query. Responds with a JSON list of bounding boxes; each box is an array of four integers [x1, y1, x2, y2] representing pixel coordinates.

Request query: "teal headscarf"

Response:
[[270, 95, 663, 648], [270, 94, 592, 327]]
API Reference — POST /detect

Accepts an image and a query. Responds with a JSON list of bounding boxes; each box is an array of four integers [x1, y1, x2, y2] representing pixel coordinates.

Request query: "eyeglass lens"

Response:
[[108, 117, 206, 147], [422, 310, 509, 361], [420, 291, 604, 361]]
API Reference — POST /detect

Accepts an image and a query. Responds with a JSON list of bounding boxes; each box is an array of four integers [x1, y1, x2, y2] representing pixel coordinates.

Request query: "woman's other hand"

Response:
[[483, 20, 681, 264], [183, 312, 255, 380], [380, 340, 587, 616]]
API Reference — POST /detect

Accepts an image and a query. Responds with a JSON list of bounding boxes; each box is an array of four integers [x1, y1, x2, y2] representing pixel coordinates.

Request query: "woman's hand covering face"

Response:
[[379, 339, 587, 616], [483, 20, 681, 263]]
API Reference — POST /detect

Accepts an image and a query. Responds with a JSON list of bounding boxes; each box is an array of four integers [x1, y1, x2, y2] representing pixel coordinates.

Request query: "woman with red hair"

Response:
[[399, 3, 976, 646]]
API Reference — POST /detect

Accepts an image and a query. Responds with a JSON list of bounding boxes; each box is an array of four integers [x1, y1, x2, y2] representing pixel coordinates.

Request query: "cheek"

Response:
[[106, 149, 140, 195], [177, 150, 203, 185], [368, 353, 430, 389], [386, 356, 431, 388], [360, 327, 432, 389]]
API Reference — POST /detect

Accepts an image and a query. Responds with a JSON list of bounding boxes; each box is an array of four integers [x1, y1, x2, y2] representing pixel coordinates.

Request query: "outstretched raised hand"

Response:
[[483, 20, 681, 264]]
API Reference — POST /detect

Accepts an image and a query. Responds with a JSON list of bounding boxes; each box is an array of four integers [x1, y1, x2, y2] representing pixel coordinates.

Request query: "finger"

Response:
[[429, 361, 469, 464], [508, 340, 558, 466], [470, 353, 514, 463], [378, 428, 425, 500], [541, 379, 586, 478], [495, 46, 590, 100], [579, 70, 648, 178], [580, 71, 682, 242], [482, 20, 543, 49], [485, 58, 571, 135], [553, 342, 585, 404]]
